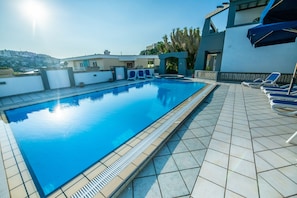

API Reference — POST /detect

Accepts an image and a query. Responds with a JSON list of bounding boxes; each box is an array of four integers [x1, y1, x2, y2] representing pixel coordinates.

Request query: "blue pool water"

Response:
[[5, 79, 205, 196]]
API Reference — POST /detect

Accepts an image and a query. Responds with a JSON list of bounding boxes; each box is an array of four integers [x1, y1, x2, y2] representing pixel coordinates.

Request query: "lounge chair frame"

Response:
[[241, 72, 281, 88]]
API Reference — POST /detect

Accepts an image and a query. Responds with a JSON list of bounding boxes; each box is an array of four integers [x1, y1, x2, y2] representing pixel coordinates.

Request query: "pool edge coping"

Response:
[[68, 83, 216, 198]]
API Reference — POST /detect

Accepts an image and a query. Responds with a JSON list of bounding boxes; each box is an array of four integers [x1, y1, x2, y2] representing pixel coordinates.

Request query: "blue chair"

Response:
[[241, 72, 281, 88], [267, 92, 297, 101], [270, 99, 297, 116], [264, 87, 297, 95], [138, 70, 145, 79], [127, 70, 136, 80], [261, 84, 291, 93], [145, 69, 153, 78]]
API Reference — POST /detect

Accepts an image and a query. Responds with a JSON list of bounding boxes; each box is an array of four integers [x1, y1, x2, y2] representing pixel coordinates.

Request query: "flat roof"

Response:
[[62, 54, 159, 62]]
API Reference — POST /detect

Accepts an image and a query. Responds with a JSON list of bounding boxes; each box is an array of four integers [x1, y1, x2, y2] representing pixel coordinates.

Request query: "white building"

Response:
[[195, 0, 297, 77], [62, 54, 160, 72]]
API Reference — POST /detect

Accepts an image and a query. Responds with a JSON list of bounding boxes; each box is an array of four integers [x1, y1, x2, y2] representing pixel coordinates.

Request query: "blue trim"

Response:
[[260, 0, 276, 23]]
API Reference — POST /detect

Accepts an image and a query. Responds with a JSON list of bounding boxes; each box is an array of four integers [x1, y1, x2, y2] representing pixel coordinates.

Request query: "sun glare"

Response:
[[24, 0, 48, 21], [53, 104, 70, 121], [22, 0, 49, 34]]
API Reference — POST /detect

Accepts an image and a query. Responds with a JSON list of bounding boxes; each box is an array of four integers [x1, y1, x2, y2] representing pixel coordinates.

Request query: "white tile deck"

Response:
[[118, 83, 297, 198], [0, 81, 296, 198]]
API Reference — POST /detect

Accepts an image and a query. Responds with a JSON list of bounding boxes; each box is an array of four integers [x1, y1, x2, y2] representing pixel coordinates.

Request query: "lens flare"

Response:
[[22, 0, 49, 35]]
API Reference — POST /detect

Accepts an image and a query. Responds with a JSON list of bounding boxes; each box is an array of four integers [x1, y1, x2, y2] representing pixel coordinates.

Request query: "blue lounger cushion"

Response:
[[270, 99, 297, 116], [267, 93, 297, 101]]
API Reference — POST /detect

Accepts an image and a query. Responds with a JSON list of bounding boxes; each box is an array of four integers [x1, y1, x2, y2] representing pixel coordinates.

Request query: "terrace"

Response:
[[0, 79, 296, 197]]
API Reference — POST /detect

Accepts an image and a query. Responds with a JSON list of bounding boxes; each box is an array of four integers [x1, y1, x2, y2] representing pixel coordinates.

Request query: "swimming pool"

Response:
[[5, 79, 206, 196]]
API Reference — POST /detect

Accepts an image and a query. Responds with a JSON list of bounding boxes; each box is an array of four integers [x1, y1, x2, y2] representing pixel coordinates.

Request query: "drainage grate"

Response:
[[71, 84, 215, 198]]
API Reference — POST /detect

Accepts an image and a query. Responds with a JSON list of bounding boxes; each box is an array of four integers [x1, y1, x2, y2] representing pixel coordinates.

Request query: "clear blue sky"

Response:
[[0, 0, 228, 58]]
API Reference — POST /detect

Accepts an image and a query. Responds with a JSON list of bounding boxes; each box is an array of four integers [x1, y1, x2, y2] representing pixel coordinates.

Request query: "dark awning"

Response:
[[247, 20, 297, 47]]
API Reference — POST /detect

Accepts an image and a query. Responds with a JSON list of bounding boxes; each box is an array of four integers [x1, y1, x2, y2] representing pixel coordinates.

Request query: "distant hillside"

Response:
[[0, 50, 60, 72]]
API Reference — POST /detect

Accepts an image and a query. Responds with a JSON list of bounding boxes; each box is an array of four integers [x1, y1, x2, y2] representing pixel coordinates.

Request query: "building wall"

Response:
[[221, 24, 297, 73], [135, 58, 160, 68], [66, 60, 75, 68], [194, 31, 225, 71], [69, 60, 84, 71], [154, 58, 160, 67], [89, 59, 104, 68], [102, 59, 124, 69], [135, 59, 148, 68], [64, 55, 160, 71]]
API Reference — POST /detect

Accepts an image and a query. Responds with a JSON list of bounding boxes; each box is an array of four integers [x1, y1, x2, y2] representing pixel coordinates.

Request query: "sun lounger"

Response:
[[144, 69, 153, 78], [265, 89, 297, 95], [127, 70, 136, 80], [262, 84, 297, 94], [138, 70, 146, 79], [261, 84, 290, 91], [270, 98, 297, 144], [267, 93, 297, 101], [286, 131, 297, 144], [241, 72, 281, 88], [261, 84, 291, 93], [270, 99, 297, 116]]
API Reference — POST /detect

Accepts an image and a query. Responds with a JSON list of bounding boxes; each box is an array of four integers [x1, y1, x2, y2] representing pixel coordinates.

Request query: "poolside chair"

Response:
[[261, 84, 291, 93], [127, 70, 136, 80], [137, 70, 146, 79], [241, 72, 281, 88], [286, 131, 297, 144], [261, 80, 296, 92], [267, 92, 297, 101], [144, 69, 153, 78], [264, 88, 297, 95], [270, 99, 297, 116], [269, 99, 297, 144]]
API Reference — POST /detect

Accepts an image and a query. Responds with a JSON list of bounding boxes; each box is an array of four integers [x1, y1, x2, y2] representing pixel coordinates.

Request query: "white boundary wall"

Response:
[[47, 70, 70, 89], [74, 71, 113, 86], [115, 67, 125, 80], [0, 76, 44, 97], [0, 70, 114, 98], [221, 24, 297, 73], [0, 69, 151, 98]]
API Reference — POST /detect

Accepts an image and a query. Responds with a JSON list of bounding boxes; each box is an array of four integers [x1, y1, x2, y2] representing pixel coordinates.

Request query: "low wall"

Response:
[[47, 69, 71, 89], [0, 70, 114, 98], [195, 70, 218, 80], [1, 68, 178, 98], [0, 76, 44, 97], [74, 71, 113, 86], [218, 72, 292, 84], [194, 70, 293, 84]]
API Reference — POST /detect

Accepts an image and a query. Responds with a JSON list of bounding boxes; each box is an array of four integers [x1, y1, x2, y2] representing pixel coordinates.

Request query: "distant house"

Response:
[[195, 0, 297, 74], [62, 54, 160, 72]]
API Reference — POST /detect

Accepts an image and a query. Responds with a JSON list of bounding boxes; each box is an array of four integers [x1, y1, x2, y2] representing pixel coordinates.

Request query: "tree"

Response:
[[162, 27, 201, 70], [139, 42, 165, 55], [139, 27, 201, 70]]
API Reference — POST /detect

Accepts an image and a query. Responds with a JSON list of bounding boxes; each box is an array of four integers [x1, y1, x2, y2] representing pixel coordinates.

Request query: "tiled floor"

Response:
[[0, 81, 297, 198], [118, 84, 297, 198]]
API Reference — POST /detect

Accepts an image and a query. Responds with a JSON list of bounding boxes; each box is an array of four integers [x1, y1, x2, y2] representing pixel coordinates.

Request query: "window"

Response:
[[126, 62, 133, 68], [92, 62, 98, 67], [148, 60, 154, 68]]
